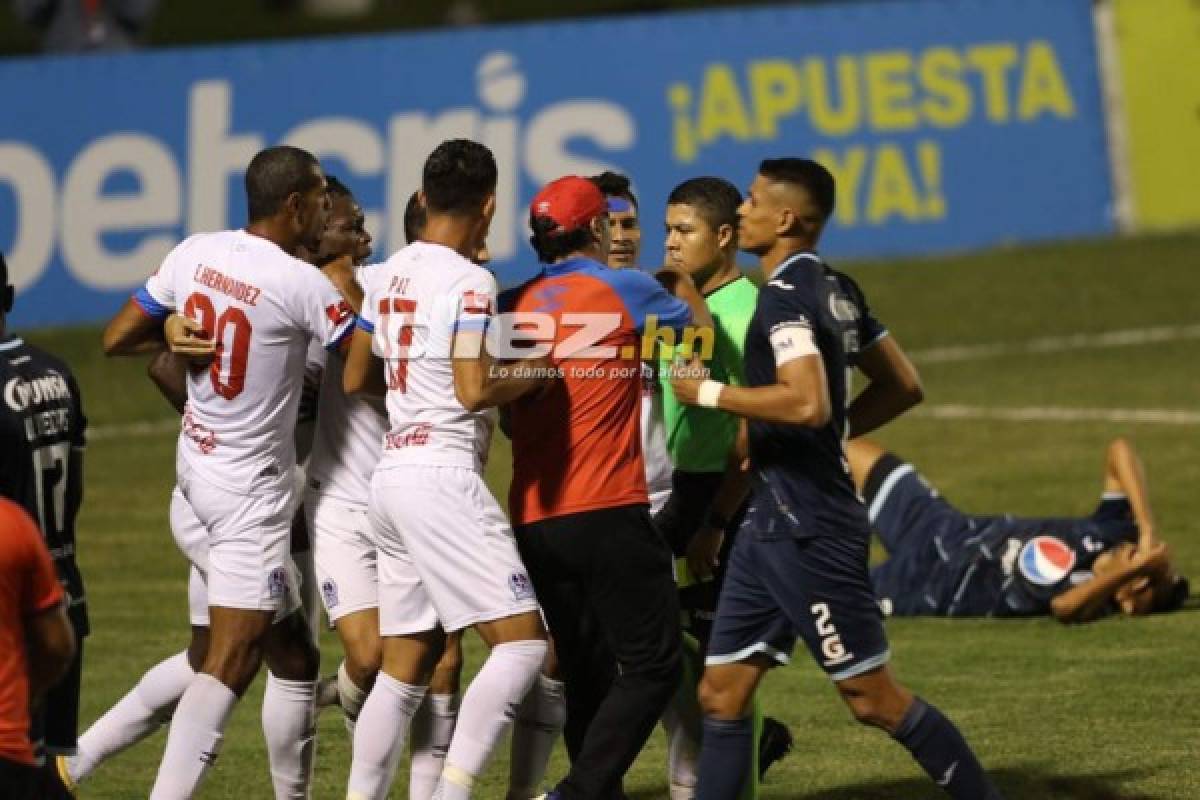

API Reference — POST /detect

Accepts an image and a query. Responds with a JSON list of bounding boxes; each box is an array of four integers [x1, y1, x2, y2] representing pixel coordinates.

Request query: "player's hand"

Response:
[[669, 355, 710, 405], [517, 355, 559, 398], [1133, 540, 1171, 577], [653, 264, 692, 295], [320, 254, 355, 286], [687, 526, 724, 581], [163, 314, 215, 364]]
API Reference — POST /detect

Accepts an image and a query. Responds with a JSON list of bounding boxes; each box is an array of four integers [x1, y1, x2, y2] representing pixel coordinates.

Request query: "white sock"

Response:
[[68, 650, 195, 784], [338, 660, 369, 737], [263, 672, 317, 800], [663, 695, 699, 800], [507, 674, 565, 800], [148, 673, 238, 799], [346, 672, 426, 800], [437, 639, 547, 800], [409, 693, 460, 800]]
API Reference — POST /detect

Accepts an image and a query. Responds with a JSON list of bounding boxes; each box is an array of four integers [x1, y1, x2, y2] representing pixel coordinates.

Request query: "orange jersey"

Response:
[[500, 258, 691, 525], [0, 497, 64, 765]]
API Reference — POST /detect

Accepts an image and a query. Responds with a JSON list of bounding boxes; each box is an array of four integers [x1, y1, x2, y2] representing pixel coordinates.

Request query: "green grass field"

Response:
[[24, 232, 1200, 799]]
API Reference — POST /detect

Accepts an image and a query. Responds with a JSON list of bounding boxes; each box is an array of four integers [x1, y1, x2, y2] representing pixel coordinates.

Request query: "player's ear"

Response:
[[775, 207, 797, 238], [716, 222, 735, 252], [481, 191, 497, 221], [284, 191, 303, 221]]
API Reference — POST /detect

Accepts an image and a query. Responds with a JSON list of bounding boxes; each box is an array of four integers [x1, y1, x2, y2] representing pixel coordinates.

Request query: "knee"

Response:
[[838, 686, 909, 732], [697, 674, 746, 720], [204, 640, 264, 695], [342, 632, 382, 683]]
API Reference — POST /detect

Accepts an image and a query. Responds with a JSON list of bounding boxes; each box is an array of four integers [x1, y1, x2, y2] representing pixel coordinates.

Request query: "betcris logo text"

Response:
[[1, 1, 1110, 328], [0, 45, 633, 327]]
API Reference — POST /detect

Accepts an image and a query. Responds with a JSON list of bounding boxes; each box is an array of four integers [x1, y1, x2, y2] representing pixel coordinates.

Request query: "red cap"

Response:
[[529, 176, 607, 236]]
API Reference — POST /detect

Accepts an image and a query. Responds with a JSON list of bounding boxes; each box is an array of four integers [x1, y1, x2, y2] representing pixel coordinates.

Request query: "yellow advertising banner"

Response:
[[1115, 0, 1200, 228]]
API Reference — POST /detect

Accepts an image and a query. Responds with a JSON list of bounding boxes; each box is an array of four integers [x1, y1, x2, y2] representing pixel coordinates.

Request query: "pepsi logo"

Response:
[[1017, 536, 1077, 586]]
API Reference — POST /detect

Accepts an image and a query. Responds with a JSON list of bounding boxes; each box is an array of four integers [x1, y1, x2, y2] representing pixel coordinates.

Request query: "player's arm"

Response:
[[452, 332, 554, 412], [26, 602, 76, 699], [846, 335, 923, 438], [672, 347, 830, 427], [686, 449, 752, 580], [1050, 542, 1170, 623], [102, 299, 167, 356], [342, 326, 386, 398], [321, 255, 364, 314], [1103, 437, 1158, 548], [147, 351, 189, 414], [655, 265, 715, 332]]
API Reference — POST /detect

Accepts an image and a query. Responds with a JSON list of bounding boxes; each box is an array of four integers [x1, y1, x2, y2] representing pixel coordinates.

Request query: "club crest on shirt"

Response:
[[267, 566, 290, 599], [509, 572, 534, 602], [1017, 536, 1077, 586], [321, 579, 339, 609]]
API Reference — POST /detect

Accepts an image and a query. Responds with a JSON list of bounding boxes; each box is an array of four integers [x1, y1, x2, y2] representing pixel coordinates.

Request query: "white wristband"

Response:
[[697, 379, 724, 409]]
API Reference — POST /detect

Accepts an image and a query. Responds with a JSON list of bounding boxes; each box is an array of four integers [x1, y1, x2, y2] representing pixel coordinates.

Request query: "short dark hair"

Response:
[[529, 215, 590, 264], [667, 176, 742, 232], [422, 139, 497, 215], [325, 174, 352, 199], [758, 158, 836, 222], [588, 171, 638, 209], [404, 191, 426, 245], [244, 146, 322, 222], [1153, 576, 1190, 614]]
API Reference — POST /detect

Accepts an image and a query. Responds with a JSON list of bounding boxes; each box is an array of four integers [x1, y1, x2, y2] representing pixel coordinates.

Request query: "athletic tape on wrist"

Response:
[[697, 379, 724, 409]]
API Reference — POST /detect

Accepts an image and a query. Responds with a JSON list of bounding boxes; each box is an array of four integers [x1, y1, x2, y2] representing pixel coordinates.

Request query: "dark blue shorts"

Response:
[[706, 520, 890, 682]]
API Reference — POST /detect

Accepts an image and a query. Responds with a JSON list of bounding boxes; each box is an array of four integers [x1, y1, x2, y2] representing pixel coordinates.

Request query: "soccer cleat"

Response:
[[38, 754, 78, 798], [758, 716, 793, 780]]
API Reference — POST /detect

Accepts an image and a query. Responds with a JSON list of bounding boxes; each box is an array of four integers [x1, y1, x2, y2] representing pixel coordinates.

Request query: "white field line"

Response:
[[89, 418, 178, 441], [88, 323, 1200, 439], [909, 323, 1200, 364], [915, 404, 1200, 426]]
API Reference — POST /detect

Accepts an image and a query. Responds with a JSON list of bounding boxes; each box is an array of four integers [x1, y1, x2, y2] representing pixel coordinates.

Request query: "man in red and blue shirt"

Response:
[[501, 176, 708, 800]]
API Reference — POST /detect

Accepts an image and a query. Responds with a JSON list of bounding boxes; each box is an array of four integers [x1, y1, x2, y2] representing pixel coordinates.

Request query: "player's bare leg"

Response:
[[409, 632, 464, 799], [346, 628, 445, 800], [508, 639, 565, 800], [325, 607, 383, 734], [429, 611, 547, 800]]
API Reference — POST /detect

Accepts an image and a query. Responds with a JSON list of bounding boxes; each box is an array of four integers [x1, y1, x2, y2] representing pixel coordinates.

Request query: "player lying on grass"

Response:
[[847, 437, 1189, 623]]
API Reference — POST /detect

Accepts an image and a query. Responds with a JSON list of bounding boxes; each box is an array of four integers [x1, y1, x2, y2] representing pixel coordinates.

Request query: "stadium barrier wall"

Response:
[[1, 0, 1112, 328]]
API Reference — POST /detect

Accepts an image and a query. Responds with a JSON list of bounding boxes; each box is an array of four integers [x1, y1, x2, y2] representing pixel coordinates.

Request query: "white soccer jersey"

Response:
[[306, 264, 389, 506], [359, 241, 496, 472], [135, 230, 355, 496]]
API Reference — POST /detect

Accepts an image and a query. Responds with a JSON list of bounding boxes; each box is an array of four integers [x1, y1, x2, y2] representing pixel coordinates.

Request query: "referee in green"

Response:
[[655, 177, 781, 800]]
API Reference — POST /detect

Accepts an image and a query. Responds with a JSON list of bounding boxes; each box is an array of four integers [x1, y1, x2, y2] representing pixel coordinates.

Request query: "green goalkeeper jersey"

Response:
[[660, 274, 758, 473]]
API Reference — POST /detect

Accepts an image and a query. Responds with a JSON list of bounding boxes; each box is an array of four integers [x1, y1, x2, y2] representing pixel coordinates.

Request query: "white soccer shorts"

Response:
[[306, 490, 378, 623], [369, 464, 539, 636], [177, 459, 301, 617]]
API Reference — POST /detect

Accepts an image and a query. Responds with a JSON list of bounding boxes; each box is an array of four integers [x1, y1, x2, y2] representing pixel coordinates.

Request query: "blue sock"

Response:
[[695, 715, 754, 800], [892, 697, 1003, 799]]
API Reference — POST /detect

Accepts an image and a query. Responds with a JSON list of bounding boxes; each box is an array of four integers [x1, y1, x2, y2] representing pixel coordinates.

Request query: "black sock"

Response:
[[695, 715, 754, 800], [892, 697, 1003, 799]]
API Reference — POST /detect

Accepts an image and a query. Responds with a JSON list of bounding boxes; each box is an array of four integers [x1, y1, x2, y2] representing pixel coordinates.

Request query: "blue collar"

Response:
[[543, 256, 608, 277], [768, 251, 821, 281]]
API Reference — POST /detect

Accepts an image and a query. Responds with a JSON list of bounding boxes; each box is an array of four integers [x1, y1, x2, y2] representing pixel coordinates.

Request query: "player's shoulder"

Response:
[[827, 265, 869, 304], [2, 337, 76, 382]]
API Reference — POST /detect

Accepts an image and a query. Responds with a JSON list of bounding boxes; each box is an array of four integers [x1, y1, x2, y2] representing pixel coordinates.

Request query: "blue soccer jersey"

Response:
[[742, 251, 885, 536]]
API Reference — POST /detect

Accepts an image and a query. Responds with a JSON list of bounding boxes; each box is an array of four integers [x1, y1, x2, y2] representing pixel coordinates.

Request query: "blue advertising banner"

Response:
[[1, 0, 1111, 327]]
